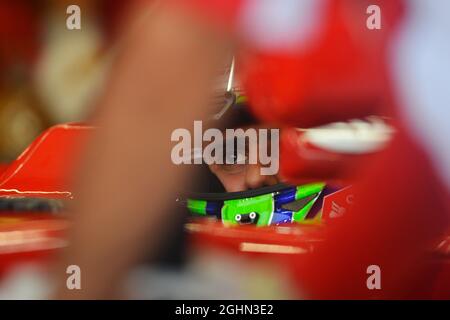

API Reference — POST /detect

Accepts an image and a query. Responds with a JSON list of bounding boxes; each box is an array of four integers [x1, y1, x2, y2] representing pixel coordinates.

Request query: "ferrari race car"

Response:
[[0, 122, 353, 272], [0, 122, 448, 299]]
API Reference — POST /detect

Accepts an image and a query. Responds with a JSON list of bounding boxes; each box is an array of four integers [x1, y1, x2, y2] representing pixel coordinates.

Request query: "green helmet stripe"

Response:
[[295, 182, 325, 200], [187, 199, 207, 215]]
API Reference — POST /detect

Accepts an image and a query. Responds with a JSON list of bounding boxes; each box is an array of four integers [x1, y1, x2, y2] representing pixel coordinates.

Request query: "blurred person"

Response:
[[55, 0, 449, 299], [55, 2, 232, 298]]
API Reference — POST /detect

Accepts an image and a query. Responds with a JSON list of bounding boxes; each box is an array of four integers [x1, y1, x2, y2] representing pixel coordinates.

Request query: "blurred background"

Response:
[[0, 0, 139, 161]]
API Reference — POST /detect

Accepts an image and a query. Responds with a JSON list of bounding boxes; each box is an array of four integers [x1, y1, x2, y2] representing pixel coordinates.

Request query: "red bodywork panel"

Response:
[[0, 124, 92, 199], [0, 214, 68, 276]]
